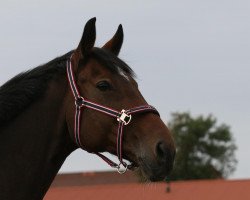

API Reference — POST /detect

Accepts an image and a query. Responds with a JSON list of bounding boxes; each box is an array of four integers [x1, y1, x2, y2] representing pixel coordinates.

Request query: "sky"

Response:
[[0, 0, 249, 179]]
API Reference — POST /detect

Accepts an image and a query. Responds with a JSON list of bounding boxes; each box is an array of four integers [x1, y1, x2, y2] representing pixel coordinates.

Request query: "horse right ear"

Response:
[[77, 17, 96, 57], [102, 24, 123, 56]]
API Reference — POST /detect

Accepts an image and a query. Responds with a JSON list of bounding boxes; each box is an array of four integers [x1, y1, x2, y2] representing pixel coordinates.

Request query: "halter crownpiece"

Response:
[[66, 56, 159, 174]]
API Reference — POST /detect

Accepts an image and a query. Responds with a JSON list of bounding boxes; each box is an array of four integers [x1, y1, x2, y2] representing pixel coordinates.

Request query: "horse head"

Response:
[[65, 18, 175, 181]]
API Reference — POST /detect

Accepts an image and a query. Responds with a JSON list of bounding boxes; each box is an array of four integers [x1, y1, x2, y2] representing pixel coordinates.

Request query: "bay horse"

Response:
[[0, 18, 175, 200]]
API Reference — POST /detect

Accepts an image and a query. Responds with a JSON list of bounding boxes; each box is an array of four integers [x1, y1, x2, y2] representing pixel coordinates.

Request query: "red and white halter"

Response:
[[66, 56, 159, 173]]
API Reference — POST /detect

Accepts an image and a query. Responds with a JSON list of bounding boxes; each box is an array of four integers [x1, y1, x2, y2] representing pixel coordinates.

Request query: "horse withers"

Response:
[[0, 18, 175, 200]]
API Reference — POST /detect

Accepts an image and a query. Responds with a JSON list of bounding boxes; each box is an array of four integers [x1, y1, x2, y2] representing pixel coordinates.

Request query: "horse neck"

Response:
[[0, 74, 76, 200]]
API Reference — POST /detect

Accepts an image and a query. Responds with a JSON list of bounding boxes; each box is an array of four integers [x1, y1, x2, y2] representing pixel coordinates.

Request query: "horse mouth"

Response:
[[133, 157, 173, 182], [123, 154, 171, 181]]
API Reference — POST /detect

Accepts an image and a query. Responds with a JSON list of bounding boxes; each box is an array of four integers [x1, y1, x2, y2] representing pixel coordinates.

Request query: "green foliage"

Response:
[[169, 112, 237, 180]]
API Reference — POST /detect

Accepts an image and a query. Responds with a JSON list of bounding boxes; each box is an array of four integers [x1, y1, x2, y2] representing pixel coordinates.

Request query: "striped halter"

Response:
[[66, 56, 159, 173]]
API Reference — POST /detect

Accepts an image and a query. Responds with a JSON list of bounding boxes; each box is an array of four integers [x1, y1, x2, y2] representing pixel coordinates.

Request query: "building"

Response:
[[45, 171, 250, 200]]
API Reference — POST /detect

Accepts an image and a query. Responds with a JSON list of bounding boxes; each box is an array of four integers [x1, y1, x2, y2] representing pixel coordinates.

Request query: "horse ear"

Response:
[[77, 17, 96, 56], [102, 24, 123, 56]]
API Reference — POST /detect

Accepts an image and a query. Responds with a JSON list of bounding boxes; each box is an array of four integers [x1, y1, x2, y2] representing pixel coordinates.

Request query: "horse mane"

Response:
[[0, 51, 72, 126], [0, 48, 135, 126]]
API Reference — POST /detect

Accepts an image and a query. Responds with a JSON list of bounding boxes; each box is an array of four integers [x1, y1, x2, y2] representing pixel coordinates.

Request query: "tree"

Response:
[[168, 112, 237, 180]]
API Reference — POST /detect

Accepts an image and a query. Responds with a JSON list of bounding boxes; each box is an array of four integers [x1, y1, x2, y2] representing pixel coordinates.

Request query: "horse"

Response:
[[0, 18, 175, 200]]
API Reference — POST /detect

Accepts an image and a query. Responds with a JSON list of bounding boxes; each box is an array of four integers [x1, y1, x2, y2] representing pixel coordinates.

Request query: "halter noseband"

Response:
[[66, 56, 159, 173]]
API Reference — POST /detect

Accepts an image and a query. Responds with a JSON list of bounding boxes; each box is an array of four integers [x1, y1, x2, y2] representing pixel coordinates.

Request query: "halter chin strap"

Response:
[[66, 57, 159, 173]]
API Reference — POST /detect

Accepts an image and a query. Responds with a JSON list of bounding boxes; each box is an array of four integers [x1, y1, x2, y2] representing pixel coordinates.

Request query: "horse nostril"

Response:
[[156, 141, 168, 161], [155, 141, 176, 175]]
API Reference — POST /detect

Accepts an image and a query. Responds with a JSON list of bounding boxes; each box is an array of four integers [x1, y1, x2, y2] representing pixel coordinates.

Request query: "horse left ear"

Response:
[[102, 24, 123, 56], [77, 17, 96, 57], [71, 18, 96, 71]]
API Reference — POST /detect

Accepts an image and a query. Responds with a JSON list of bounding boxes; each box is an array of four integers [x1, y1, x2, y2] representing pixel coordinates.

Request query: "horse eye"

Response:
[[96, 81, 112, 91]]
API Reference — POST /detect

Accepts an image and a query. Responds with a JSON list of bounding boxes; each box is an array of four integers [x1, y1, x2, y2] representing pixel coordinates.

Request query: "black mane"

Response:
[[0, 51, 73, 126], [0, 48, 134, 126]]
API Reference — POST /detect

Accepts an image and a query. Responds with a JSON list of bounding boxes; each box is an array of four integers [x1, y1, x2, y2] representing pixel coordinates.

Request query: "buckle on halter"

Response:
[[117, 109, 132, 125]]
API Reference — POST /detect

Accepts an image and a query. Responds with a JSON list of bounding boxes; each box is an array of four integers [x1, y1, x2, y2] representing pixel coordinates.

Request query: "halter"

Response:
[[66, 56, 159, 173]]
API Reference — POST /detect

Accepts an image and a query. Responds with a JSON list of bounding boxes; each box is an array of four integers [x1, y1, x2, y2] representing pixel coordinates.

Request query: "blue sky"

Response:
[[0, 0, 249, 179]]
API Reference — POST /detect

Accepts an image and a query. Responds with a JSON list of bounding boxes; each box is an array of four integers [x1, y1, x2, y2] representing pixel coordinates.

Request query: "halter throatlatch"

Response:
[[66, 56, 159, 174]]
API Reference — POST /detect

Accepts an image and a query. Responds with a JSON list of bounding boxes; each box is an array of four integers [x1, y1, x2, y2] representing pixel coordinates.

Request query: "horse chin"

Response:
[[133, 158, 172, 182], [134, 168, 167, 182]]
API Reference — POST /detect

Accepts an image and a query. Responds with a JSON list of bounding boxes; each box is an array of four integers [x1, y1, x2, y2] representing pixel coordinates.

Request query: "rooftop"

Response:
[[45, 172, 250, 200]]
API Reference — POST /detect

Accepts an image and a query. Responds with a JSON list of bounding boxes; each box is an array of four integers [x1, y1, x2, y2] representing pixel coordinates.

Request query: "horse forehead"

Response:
[[117, 67, 130, 81], [86, 61, 131, 82]]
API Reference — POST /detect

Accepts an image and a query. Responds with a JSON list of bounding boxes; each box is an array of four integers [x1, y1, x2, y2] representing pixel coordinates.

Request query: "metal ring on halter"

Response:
[[117, 163, 128, 174], [75, 97, 85, 107]]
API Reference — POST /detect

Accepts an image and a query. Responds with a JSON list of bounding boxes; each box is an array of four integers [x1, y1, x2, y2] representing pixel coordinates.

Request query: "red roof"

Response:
[[45, 172, 250, 200], [51, 171, 137, 187]]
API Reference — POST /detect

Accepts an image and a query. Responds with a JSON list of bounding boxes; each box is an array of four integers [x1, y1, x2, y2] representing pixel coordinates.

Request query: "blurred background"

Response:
[[0, 0, 249, 181]]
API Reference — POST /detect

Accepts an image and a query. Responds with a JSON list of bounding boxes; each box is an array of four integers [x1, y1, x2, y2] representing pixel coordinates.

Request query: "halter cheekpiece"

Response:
[[66, 56, 159, 174]]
